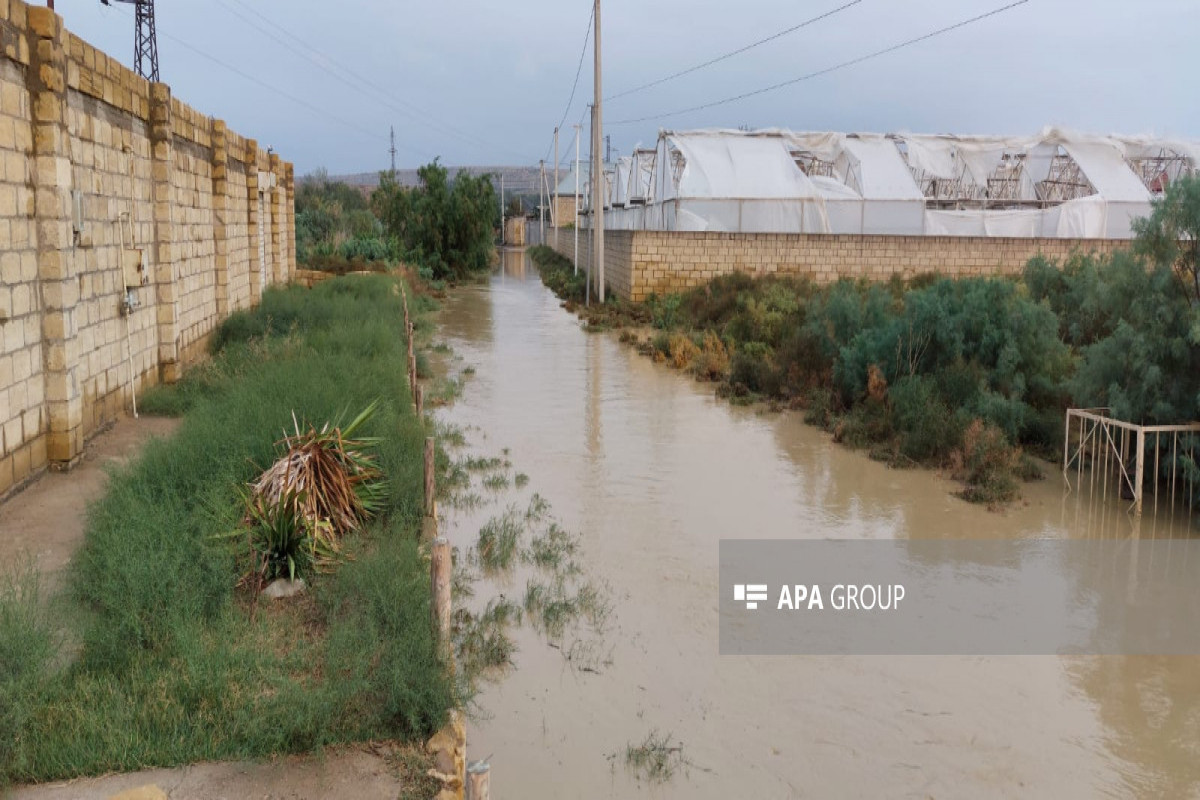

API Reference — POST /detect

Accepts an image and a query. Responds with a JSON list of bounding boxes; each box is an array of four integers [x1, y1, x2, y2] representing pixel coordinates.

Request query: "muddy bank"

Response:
[[430, 250, 1200, 798]]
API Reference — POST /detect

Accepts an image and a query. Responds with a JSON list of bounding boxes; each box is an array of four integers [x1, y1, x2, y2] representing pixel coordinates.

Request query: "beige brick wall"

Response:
[[65, 90, 157, 436], [172, 137, 217, 357], [0, 0, 296, 498], [553, 229, 1123, 303], [0, 50, 44, 493]]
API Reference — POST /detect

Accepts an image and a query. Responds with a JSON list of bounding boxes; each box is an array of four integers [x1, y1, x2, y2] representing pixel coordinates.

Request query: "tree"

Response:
[[1133, 174, 1200, 305], [372, 160, 497, 281]]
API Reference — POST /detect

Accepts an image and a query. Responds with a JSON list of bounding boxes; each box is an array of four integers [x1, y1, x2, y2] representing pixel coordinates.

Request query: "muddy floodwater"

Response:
[[432, 249, 1200, 799]]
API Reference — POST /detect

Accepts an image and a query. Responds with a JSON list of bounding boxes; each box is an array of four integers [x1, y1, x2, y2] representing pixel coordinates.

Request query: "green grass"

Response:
[[475, 507, 523, 573], [0, 275, 457, 785]]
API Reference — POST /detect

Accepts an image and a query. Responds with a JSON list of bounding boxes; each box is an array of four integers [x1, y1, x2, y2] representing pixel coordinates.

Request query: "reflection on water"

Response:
[[433, 248, 1200, 798]]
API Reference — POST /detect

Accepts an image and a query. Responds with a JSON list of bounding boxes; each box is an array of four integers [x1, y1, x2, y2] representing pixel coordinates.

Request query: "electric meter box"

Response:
[[122, 248, 147, 289]]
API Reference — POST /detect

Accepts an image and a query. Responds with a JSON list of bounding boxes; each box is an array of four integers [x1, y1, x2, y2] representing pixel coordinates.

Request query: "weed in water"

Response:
[[615, 730, 692, 783], [436, 423, 467, 449], [447, 491, 485, 512], [482, 473, 510, 491], [514, 472, 529, 488], [525, 493, 550, 523], [476, 508, 523, 572], [462, 455, 504, 472], [524, 523, 579, 571], [453, 598, 521, 680]]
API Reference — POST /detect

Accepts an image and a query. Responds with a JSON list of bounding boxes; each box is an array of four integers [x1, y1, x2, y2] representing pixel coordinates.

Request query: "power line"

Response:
[[114, 8, 388, 145], [605, 0, 862, 103], [545, 4, 595, 164], [557, 5, 595, 132], [609, 0, 1031, 126], [216, 0, 512, 161]]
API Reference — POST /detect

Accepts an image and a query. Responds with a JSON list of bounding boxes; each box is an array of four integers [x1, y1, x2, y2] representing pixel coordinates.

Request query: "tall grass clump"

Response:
[[1, 275, 457, 785]]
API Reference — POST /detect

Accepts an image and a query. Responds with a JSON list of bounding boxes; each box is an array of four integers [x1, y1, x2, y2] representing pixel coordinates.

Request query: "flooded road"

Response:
[[433, 249, 1200, 798]]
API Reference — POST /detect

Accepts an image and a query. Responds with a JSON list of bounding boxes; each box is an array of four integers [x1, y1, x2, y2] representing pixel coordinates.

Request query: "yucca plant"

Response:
[[251, 401, 386, 537], [222, 402, 386, 590], [238, 487, 342, 587]]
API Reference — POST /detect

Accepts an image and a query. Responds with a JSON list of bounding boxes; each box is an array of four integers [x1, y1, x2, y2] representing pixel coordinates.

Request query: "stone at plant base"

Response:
[[262, 578, 307, 599]]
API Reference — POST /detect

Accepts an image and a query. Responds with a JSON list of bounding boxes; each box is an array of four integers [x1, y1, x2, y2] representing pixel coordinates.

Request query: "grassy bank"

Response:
[[0, 276, 455, 785], [530, 235, 1200, 509]]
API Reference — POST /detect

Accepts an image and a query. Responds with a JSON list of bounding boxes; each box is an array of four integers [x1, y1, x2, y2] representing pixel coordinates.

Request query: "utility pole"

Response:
[[574, 122, 581, 276], [586, 106, 593, 306], [553, 127, 560, 249], [539, 159, 546, 244], [605, 135, 612, 164], [389, 126, 397, 178], [591, 0, 605, 304], [500, 173, 505, 246]]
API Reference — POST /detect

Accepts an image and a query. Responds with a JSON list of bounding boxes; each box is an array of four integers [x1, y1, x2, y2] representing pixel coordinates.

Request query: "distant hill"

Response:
[[330, 166, 545, 195]]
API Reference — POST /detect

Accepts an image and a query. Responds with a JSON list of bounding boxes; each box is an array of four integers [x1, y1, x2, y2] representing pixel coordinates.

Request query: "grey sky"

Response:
[[59, 0, 1199, 175]]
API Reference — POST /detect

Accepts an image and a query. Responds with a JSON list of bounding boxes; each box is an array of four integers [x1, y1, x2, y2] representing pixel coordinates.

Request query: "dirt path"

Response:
[[2, 417, 428, 800], [0, 416, 180, 583]]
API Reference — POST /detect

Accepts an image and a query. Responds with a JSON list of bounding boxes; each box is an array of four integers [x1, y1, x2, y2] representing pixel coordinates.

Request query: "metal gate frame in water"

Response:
[[1063, 408, 1200, 517]]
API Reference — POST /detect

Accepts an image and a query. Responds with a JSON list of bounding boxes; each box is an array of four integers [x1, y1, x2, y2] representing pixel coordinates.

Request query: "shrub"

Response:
[[690, 331, 730, 381], [645, 293, 683, 330], [667, 333, 698, 369], [957, 419, 1021, 504], [889, 374, 957, 463]]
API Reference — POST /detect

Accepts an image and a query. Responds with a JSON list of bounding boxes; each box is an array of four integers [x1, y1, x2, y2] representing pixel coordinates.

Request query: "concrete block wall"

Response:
[[0, 0, 296, 499], [553, 229, 1122, 303]]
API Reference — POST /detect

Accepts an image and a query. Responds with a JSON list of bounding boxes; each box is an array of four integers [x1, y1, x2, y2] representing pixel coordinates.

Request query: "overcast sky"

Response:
[[59, 0, 1198, 176]]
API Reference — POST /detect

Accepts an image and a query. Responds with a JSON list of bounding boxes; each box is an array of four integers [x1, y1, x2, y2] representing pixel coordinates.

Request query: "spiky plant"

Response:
[[222, 402, 386, 589], [251, 401, 386, 537]]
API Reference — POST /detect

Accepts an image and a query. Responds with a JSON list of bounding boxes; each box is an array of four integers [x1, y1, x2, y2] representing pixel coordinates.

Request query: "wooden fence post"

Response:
[[431, 536, 452, 661], [424, 437, 436, 517], [415, 383, 424, 419]]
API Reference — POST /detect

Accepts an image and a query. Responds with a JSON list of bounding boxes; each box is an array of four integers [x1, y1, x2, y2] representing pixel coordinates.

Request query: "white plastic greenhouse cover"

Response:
[[583, 127, 1199, 239]]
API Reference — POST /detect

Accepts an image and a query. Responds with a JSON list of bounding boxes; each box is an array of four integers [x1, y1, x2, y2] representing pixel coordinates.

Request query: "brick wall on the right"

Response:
[[553, 230, 1125, 302]]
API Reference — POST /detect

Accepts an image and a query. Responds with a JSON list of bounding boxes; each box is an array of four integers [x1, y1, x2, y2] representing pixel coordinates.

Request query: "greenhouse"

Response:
[[584, 128, 1199, 239]]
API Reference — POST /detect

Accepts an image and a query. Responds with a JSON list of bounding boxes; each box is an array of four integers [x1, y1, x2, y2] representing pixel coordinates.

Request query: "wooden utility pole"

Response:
[[539, 159, 545, 244], [591, 0, 604, 304], [553, 126, 560, 249]]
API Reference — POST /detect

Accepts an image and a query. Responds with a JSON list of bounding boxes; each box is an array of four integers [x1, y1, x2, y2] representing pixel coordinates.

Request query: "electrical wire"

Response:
[[605, 0, 863, 103], [609, 0, 1030, 126], [557, 5, 595, 133], [147, 26, 390, 145], [219, 0, 534, 162], [545, 4, 595, 165]]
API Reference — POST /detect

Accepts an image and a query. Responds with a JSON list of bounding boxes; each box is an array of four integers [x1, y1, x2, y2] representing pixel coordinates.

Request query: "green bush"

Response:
[[889, 374, 958, 463], [373, 161, 497, 281]]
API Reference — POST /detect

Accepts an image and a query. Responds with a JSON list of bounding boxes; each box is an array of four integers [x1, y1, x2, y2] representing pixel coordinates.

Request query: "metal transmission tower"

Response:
[[100, 0, 160, 82]]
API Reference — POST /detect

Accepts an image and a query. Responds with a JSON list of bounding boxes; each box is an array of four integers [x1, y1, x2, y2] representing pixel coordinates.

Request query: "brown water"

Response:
[[433, 249, 1200, 799]]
